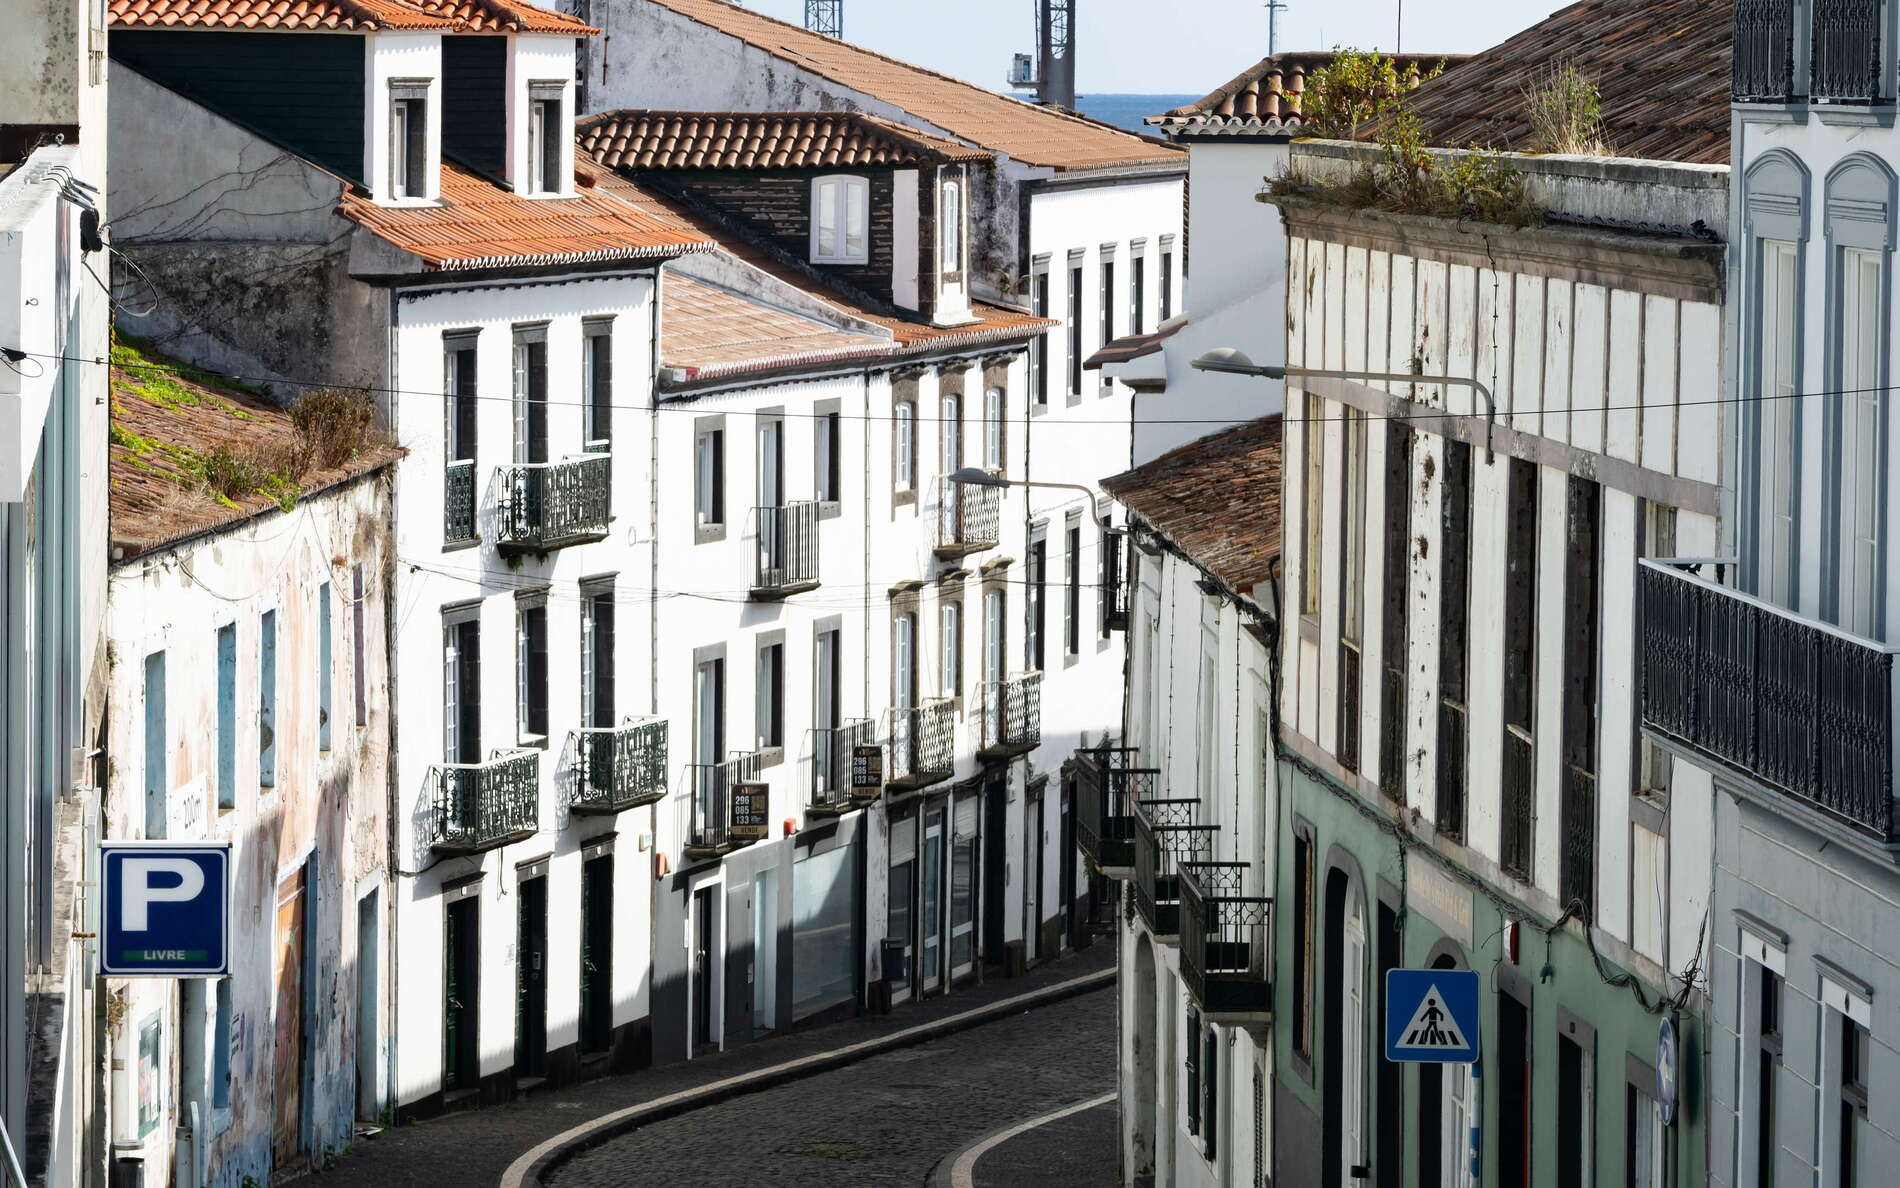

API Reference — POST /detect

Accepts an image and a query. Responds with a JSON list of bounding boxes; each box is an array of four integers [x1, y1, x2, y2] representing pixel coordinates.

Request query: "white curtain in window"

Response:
[[940, 603, 960, 697], [1758, 239, 1800, 606], [896, 404, 915, 489], [812, 176, 867, 263], [984, 387, 1003, 469], [940, 182, 961, 273]]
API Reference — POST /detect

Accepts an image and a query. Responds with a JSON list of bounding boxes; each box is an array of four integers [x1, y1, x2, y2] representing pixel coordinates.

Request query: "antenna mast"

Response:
[[804, 0, 841, 38]]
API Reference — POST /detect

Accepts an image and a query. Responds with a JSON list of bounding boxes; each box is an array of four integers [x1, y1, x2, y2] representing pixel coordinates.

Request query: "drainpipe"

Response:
[[648, 268, 663, 900]]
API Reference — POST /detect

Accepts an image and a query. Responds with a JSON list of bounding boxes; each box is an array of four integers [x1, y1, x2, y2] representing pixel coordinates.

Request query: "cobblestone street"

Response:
[[550, 987, 1117, 1187]]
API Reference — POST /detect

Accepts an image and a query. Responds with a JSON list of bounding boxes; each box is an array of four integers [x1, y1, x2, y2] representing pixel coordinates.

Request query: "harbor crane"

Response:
[[1006, 0, 1075, 111]]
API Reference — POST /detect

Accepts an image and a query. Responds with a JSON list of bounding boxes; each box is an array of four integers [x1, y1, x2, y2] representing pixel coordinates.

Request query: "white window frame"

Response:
[[939, 180, 962, 276], [1819, 970, 1873, 1188], [810, 174, 870, 265], [940, 601, 961, 699], [1736, 928, 1788, 1187], [983, 386, 1004, 470], [1835, 243, 1886, 636], [895, 401, 916, 492]]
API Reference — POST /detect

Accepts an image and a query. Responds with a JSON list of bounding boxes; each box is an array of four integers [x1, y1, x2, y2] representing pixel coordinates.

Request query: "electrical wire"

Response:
[[14, 342, 1887, 428]]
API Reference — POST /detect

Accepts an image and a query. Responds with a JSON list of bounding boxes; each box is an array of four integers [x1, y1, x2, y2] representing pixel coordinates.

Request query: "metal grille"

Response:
[[751, 501, 821, 593], [979, 671, 1043, 756], [1501, 728, 1534, 881], [1436, 701, 1468, 840], [1101, 529, 1130, 632], [1640, 560, 1899, 840], [811, 717, 875, 809], [1337, 640, 1361, 772], [1074, 746, 1155, 871], [889, 699, 956, 787], [1733, 0, 1798, 99], [1180, 861, 1272, 1016], [496, 454, 612, 552], [1132, 797, 1214, 937], [681, 752, 762, 853], [936, 476, 1000, 553], [571, 718, 668, 813], [429, 749, 539, 852], [444, 460, 477, 544], [1560, 764, 1596, 915], [1813, 0, 1886, 101], [1378, 664, 1405, 800]]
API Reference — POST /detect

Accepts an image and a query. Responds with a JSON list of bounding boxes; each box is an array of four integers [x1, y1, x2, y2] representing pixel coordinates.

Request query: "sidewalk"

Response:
[[314, 943, 1114, 1188]]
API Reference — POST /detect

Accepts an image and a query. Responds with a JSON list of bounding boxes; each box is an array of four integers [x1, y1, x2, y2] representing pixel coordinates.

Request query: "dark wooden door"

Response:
[[272, 868, 307, 1167], [443, 897, 480, 1092], [515, 876, 548, 1078], [580, 857, 613, 1054]]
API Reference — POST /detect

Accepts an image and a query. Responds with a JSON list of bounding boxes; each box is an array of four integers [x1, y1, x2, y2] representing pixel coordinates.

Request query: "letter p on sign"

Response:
[[121, 857, 205, 930], [100, 842, 230, 977]]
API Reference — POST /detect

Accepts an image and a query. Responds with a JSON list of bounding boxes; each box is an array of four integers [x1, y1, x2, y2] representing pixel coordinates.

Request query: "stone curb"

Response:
[[503, 966, 1116, 1188], [925, 1090, 1117, 1188]]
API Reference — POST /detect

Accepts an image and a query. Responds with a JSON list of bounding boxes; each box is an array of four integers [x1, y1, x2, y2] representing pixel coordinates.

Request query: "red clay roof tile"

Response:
[[1102, 417, 1283, 594], [579, 110, 992, 170], [109, 0, 593, 33]]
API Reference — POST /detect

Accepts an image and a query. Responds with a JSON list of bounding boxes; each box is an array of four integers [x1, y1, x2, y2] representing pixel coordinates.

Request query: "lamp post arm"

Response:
[[1284, 366, 1497, 464], [1017, 478, 1109, 528]]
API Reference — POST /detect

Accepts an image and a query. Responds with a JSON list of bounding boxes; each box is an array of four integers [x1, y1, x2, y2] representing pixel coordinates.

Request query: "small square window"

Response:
[[811, 175, 869, 265]]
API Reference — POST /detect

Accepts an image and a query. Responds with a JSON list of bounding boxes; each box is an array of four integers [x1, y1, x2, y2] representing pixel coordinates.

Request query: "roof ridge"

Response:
[[644, 0, 1178, 163]]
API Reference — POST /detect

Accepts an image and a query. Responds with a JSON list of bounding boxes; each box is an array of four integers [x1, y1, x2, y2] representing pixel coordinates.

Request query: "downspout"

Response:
[[381, 285, 402, 1115], [648, 266, 663, 937]]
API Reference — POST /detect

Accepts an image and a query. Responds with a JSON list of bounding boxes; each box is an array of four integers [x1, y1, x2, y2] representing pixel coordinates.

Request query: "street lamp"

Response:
[[1191, 347, 1496, 462], [947, 467, 1110, 527]]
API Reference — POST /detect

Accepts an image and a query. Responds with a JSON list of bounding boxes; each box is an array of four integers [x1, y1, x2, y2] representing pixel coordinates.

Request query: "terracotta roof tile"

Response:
[[1394, 0, 1731, 165], [637, 0, 1181, 171], [1152, 52, 1457, 134], [1085, 321, 1182, 370], [662, 274, 888, 377], [108, 341, 404, 558], [337, 159, 710, 269], [109, 0, 591, 33], [1102, 416, 1283, 594], [579, 110, 992, 170]]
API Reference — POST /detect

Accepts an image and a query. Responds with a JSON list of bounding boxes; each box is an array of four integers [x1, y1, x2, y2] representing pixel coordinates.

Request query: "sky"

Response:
[[743, 0, 1573, 96]]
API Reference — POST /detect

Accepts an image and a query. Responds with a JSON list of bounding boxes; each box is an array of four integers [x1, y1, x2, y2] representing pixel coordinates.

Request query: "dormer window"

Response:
[[939, 180, 962, 278], [811, 175, 868, 264], [390, 80, 431, 201], [526, 82, 566, 196]]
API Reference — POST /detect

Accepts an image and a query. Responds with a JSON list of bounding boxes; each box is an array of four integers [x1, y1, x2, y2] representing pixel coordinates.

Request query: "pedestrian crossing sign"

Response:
[[1384, 968, 1480, 1063]]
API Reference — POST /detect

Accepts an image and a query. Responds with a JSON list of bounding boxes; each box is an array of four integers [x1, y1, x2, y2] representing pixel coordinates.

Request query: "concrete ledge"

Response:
[[503, 966, 1115, 1188], [926, 1090, 1117, 1188]]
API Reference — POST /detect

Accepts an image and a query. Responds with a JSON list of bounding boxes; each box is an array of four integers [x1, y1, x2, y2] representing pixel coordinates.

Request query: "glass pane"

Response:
[[792, 847, 857, 1021], [921, 827, 943, 983], [950, 838, 974, 969]]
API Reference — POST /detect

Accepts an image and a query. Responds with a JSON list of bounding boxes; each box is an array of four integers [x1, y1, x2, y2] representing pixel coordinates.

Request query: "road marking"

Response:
[[501, 966, 1112, 1188], [948, 1091, 1116, 1188]]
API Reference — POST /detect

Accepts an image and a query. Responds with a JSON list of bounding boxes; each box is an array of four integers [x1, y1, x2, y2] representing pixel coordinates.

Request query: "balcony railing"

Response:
[[978, 671, 1042, 759], [751, 502, 821, 598], [934, 476, 1000, 559], [1734, 0, 1799, 100], [810, 718, 877, 814], [1132, 797, 1216, 939], [1813, 0, 1887, 102], [680, 752, 764, 858], [1180, 861, 1273, 1022], [495, 454, 612, 555], [1074, 745, 1157, 874], [1640, 559, 1900, 842], [888, 700, 956, 791], [445, 460, 477, 544], [428, 749, 539, 854], [570, 717, 668, 814]]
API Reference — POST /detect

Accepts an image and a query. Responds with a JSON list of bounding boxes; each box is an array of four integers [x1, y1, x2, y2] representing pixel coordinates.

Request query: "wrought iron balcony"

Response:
[[680, 751, 765, 859], [1180, 861, 1273, 1023], [1734, 0, 1799, 100], [1640, 559, 1900, 842], [570, 717, 668, 814], [810, 718, 878, 815], [1074, 745, 1158, 875], [428, 749, 539, 854], [1132, 797, 1216, 939], [1813, 0, 1887, 102], [978, 671, 1042, 760], [934, 476, 1000, 559], [888, 699, 956, 791], [751, 502, 821, 598], [445, 459, 477, 544], [495, 454, 612, 555]]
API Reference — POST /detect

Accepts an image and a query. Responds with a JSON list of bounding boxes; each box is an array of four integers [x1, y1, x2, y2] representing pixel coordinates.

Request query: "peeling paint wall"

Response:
[[101, 469, 396, 1186]]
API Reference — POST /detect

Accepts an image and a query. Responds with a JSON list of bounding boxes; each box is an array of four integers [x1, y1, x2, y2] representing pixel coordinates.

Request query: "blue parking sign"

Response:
[[1385, 968, 1481, 1063], [101, 842, 232, 977]]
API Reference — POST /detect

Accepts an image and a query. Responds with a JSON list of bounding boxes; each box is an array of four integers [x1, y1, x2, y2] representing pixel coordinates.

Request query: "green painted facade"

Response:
[[1271, 761, 1707, 1186]]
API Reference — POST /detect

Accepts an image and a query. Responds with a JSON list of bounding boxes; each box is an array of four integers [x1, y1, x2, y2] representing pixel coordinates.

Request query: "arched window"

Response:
[[1825, 153, 1895, 635], [810, 175, 868, 264], [1742, 149, 1810, 607]]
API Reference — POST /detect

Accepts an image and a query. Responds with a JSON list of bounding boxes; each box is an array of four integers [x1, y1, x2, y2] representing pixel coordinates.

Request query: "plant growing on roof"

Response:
[[1523, 62, 1609, 156], [289, 387, 379, 474], [1300, 48, 1444, 141]]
